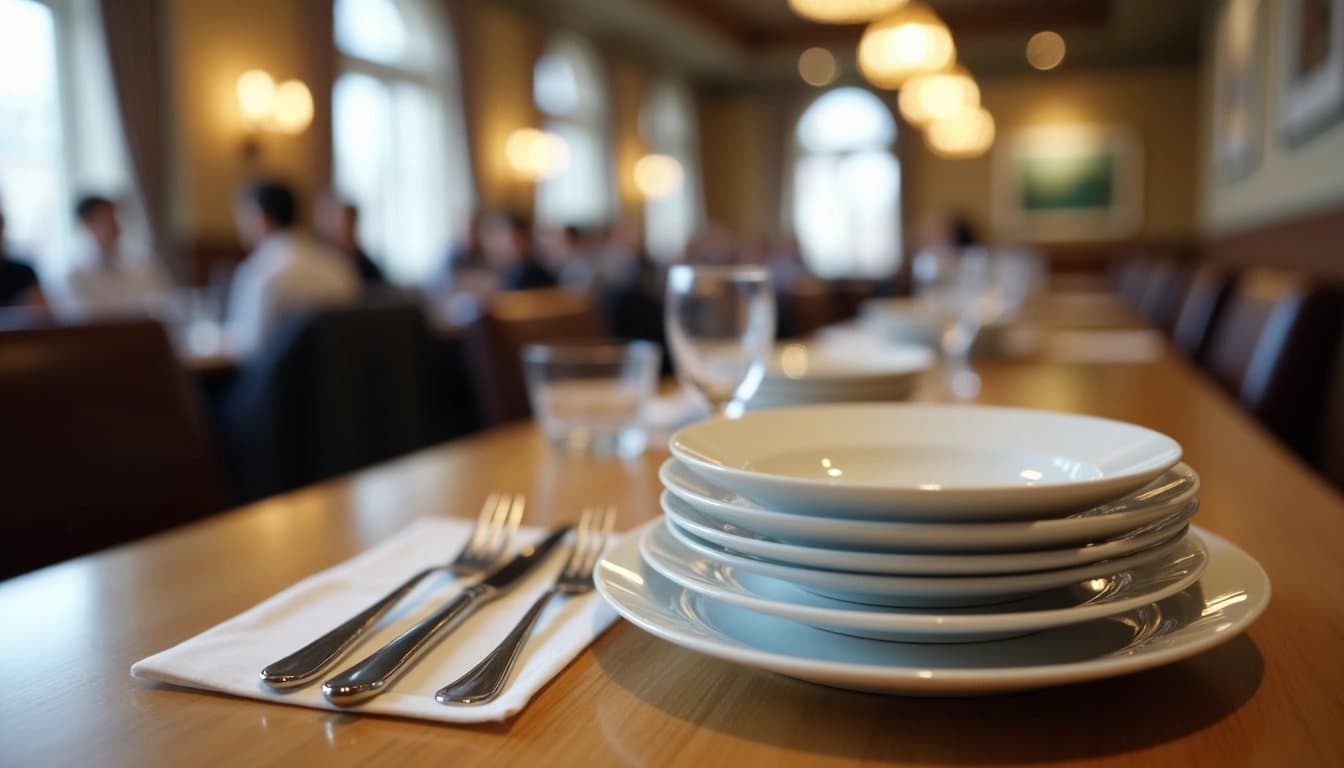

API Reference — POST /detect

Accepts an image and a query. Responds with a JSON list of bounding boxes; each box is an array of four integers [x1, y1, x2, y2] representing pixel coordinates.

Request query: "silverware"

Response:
[[321, 525, 572, 706], [436, 504, 616, 706], [259, 493, 525, 690]]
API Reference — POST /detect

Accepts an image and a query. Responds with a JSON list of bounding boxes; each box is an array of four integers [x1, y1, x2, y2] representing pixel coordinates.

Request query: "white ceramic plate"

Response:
[[640, 520, 1208, 642], [595, 520, 1270, 695], [661, 491, 1197, 575], [665, 518, 1192, 607], [659, 459, 1201, 553], [669, 404, 1183, 520]]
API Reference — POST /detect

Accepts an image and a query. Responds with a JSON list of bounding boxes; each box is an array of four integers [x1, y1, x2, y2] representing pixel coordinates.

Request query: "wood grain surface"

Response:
[[3, 298, 1342, 767]]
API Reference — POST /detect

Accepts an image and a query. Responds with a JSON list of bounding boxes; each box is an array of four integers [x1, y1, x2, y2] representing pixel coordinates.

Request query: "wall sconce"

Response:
[[633, 154, 684, 198], [505, 128, 570, 181], [236, 69, 314, 162]]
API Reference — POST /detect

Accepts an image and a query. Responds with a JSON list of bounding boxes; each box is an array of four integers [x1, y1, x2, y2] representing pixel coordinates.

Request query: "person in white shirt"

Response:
[[226, 181, 360, 355], [57, 195, 170, 318]]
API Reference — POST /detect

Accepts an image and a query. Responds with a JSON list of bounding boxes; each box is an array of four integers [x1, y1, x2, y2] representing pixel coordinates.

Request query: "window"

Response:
[[640, 78, 700, 262], [792, 87, 901, 278], [533, 35, 611, 227], [0, 0, 138, 278], [333, 0, 472, 284]]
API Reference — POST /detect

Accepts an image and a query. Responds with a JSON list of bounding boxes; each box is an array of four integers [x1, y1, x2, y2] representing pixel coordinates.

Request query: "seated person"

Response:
[[0, 209, 47, 310], [315, 193, 386, 289], [482, 211, 556, 291], [226, 180, 360, 354], [56, 195, 170, 317]]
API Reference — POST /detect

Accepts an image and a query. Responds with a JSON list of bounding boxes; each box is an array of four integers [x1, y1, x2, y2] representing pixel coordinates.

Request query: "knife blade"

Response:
[[321, 525, 571, 706]]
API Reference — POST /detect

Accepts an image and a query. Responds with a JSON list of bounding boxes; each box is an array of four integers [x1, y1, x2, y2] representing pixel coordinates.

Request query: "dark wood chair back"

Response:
[[778, 282, 840, 339], [1205, 270, 1344, 462], [1117, 259, 1153, 307], [1137, 261, 1189, 330], [0, 319, 225, 579], [222, 300, 441, 503], [1172, 264, 1234, 360], [463, 288, 606, 426]]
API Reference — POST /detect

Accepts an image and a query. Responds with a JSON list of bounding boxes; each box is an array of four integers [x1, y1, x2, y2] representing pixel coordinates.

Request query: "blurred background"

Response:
[[2, 0, 1342, 578]]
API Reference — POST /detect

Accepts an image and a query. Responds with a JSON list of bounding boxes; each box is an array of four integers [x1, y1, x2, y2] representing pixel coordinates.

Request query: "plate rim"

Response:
[[639, 518, 1209, 636], [658, 458, 1202, 551], [595, 521, 1271, 692], [668, 403, 1183, 499]]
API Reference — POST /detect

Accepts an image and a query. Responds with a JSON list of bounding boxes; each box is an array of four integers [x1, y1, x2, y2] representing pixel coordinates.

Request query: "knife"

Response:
[[321, 526, 571, 707]]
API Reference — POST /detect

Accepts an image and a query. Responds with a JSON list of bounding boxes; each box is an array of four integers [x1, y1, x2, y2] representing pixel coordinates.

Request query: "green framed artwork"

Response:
[[994, 125, 1142, 242]]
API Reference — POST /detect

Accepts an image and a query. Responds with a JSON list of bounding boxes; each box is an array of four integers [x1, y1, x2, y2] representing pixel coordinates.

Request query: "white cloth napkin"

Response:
[[130, 518, 620, 723]]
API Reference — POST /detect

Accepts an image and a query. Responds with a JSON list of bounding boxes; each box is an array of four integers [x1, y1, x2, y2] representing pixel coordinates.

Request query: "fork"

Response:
[[260, 493, 525, 689], [435, 504, 616, 705]]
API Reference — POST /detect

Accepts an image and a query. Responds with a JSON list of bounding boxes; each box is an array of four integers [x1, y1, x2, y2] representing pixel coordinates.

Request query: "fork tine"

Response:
[[581, 505, 616, 573], [502, 494, 526, 548], [563, 506, 595, 578], [467, 493, 501, 554], [483, 493, 515, 557]]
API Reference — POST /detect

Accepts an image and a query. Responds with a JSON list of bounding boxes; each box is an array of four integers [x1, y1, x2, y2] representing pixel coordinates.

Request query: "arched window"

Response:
[[533, 34, 611, 227], [333, 0, 472, 284], [640, 78, 700, 262], [792, 87, 901, 278]]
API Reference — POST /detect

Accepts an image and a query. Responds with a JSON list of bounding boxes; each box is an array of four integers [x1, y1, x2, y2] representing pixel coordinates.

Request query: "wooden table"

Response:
[[4, 305, 1344, 766]]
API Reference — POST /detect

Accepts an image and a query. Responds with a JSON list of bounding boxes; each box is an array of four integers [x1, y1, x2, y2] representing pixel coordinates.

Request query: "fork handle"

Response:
[[435, 588, 559, 706], [322, 585, 495, 706], [260, 566, 436, 689]]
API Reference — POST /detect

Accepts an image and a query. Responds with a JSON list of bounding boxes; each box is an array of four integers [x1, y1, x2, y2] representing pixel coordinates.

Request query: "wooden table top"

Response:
[[4, 302, 1344, 767]]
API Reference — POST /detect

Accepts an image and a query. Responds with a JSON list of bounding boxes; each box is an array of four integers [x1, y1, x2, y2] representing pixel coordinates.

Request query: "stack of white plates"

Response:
[[748, 338, 933, 410], [595, 404, 1271, 695]]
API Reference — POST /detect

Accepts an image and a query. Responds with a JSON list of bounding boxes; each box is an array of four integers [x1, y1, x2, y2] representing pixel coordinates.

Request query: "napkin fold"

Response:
[[130, 518, 620, 723]]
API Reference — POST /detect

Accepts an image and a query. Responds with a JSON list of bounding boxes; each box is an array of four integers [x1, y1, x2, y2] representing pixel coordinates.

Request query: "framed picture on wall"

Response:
[[992, 125, 1143, 242], [1278, 0, 1344, 143], [1213, 0, 1264, 180]]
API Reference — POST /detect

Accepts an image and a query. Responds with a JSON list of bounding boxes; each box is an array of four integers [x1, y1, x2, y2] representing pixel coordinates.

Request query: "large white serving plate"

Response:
[[595, 520, 1270, 696], [661, 492, 1197, 576], [640, 520, 1208, 642], [659, 459, 1201, 552], [669, 404, 1183, 520], [664, 517, 1193, 607]]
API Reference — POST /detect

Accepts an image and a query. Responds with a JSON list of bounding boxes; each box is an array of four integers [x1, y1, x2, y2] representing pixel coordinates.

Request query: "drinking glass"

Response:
[[914, 247, 993, 400], [665, 265, 775, 418], [522, 340, 661, 458]]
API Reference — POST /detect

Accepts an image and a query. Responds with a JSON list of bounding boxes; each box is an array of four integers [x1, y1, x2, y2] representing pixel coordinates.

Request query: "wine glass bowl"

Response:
[[665, 265, 776, 418]]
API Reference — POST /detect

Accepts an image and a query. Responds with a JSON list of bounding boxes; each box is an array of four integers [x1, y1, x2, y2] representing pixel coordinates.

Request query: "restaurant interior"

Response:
[[1, 0, 1343, 765]]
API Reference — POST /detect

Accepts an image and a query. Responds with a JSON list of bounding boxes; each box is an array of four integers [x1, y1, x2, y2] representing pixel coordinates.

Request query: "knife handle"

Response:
[[322, 584, 494, 706], [261, 567, 437, 689]]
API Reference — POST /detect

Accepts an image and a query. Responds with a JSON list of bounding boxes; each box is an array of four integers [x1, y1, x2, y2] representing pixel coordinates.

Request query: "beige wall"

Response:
[[163, 1, 656, 247], [1200, 0, 1344, 235], [698, 96, 774, 236], [166, 0, 328, 242], [909, 68, 1201, 245], [465, 5, 539, 215]]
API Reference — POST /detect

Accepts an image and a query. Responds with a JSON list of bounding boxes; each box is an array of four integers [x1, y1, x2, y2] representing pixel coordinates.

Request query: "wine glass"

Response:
[[665, 265, 775, 418], [914, 247, 992, 400]]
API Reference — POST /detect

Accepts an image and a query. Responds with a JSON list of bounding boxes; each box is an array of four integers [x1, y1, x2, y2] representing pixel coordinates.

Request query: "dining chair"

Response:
[[222, 299, 442, 503], [1321, 337, 1344, 491], [0, 318, 225, 580], [1117, 259, 1154, 307], [462, 288, 607, 426], [1203, 269, 1344, 463], [1171, 263, 1235, 361], [1137, 261, 1189, 330], [778, 282, 840, 339]]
